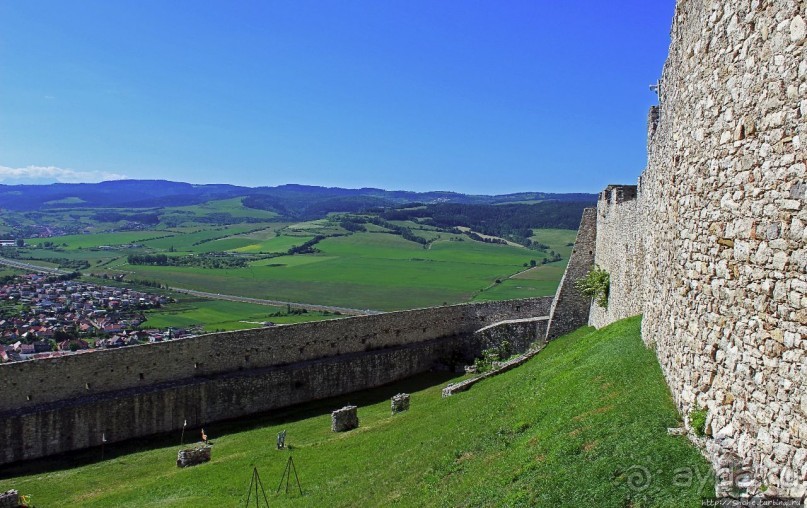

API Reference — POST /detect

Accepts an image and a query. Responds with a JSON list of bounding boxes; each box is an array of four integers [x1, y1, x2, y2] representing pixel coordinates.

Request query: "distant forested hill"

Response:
[[0, 180, 595, 213], [0, 180, 596, 239]]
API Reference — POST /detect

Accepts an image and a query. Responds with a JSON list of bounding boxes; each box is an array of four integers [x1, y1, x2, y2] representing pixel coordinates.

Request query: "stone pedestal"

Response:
[[0, 490, 19, 508], [391, 393, 410, 414], [176, 445, 211, 467], [331, 405, 359, 432]]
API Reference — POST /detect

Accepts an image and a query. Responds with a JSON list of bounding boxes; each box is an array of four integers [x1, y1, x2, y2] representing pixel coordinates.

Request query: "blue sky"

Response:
[[0, 1, 675, 194]]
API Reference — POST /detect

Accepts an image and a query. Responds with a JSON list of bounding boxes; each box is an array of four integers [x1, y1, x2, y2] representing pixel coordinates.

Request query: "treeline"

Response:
[[159, 213, 272, 228], [44, 272, 82, 283], [0, 247, 20, 259], [243, 195, 392, 220], [288, 236, 325, 255], [463, 231, 507, 245], [91, 211, 161, 225], [381, 201, 591, 246], [127, 253, 248, 269], [340, 216, 430, 245], [21, 257, 91, 270]]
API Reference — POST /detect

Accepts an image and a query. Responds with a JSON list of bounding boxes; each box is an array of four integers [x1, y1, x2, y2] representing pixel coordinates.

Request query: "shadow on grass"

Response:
[[0, 370, 458, 480]]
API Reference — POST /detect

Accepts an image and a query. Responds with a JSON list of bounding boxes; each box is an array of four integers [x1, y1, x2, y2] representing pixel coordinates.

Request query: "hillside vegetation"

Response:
[[0, 316, 714, 507]]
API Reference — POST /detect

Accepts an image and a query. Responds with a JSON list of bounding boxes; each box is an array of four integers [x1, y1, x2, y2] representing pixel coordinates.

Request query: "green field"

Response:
[[141, 298, 341, 332], [119, 232, 549, 310], [0, 317, 714, 506], [472, 228, 577, 302], [140, 224, 274, 252], [9, 224, 578, 312], [161, 198, 279, 220], [0, 267, 24, 279], [233, 234, 316, 254], [7, 215, 578, 312], [27, 231, 174, 250]]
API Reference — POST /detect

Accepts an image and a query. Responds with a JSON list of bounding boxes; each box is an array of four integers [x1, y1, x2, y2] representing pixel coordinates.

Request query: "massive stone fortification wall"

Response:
[[546, 208, 597, 339], [592, 0, 807, 496], [0, 297, 552, 465], [588, 186, 644, 328]]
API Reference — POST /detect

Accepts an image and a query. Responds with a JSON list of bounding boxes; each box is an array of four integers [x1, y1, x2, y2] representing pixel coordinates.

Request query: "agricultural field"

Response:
[[27, 231, 172, 250], [472, 229, 578, 302], [140, 298, 341, 332], [159, 197, 279, 221], [2, 197, 583, 326], [117, 230, 559, 311], [5, 218, 578, 313], [0, 317, 714, 506]]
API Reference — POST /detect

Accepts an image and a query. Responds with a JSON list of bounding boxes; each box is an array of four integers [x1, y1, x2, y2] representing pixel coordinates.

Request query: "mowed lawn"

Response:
[[121, 233, 545, 311], [0, 316, 715, 507]]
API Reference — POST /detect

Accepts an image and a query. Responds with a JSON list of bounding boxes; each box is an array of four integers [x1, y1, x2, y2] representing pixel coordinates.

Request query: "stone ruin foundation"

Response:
[[176, 445, 212, 467], [0, 490, 18, 508], [391, 393, 410, 414], [331, 405, 359, 432]]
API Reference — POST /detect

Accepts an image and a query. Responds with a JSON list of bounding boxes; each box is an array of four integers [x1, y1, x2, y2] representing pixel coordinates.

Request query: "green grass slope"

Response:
[[0, 316, 713, 507]]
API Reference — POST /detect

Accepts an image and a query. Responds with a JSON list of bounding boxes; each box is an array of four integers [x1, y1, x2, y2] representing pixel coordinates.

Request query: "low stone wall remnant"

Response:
[[0, 490, 19, 508], [391, 393, 410, 414], [331, 406, 359, 432], [442, 345, 544, 397], [176, 445, 211, 467]]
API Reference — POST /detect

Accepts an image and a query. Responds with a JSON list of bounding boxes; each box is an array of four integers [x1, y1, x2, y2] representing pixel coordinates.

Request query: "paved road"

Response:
[[0, 256, 381, 316], [0, 257, 67, 275]]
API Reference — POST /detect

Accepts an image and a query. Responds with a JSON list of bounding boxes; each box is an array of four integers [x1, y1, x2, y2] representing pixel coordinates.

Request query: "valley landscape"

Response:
[[0, 182, 587, 334], [2, 0, 806, 506]]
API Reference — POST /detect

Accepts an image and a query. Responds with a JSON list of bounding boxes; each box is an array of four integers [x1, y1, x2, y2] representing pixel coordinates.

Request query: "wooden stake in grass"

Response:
[[244, 467, 270, 508]]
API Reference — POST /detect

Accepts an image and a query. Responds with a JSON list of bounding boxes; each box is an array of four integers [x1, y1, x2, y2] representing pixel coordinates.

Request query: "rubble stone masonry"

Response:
[[0, 297, 553, 465], [591, 0, 807, 496]]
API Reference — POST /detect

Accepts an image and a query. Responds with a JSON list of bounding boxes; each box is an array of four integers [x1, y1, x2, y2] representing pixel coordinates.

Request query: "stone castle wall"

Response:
[[546, 208, 597, 339], [588, 186, 644, 328], [0, 297, 553, 465], [590, 0, 807, 496]]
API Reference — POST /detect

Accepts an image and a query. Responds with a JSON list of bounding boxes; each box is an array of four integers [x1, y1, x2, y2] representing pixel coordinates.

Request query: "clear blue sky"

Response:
[[0, 1, 675, 194]]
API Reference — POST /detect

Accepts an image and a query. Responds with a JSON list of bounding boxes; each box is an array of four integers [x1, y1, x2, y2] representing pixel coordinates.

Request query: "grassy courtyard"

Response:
[[0, 316, 714, 507]]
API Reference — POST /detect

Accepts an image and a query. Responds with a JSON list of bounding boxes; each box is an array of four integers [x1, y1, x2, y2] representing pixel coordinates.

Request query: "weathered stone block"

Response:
[[331, 405, 359, 432], [391, 393, 410, 414], [176, 445, 211, 467], [0, 491, 18, 508]]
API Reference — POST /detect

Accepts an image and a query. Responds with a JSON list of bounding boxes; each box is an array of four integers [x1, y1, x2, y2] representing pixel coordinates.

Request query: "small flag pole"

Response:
[[181, 419, 187, 446], [101, 432, 107, 460]]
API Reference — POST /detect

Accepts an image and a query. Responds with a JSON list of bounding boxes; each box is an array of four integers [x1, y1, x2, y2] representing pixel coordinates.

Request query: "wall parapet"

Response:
[[0, 296, 555, 465], [0, 297, 552, 414]]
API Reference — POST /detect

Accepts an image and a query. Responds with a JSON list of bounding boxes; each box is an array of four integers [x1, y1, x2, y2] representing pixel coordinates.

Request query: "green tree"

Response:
[[575, 265, 610, 308]]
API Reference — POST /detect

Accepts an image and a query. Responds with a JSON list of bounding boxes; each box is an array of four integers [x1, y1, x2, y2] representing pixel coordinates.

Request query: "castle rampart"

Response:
[[588, 186, 643, 328], [0, 297, 553, 465], [546, 208, 597, 339], [589, 0, 807, 496]]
